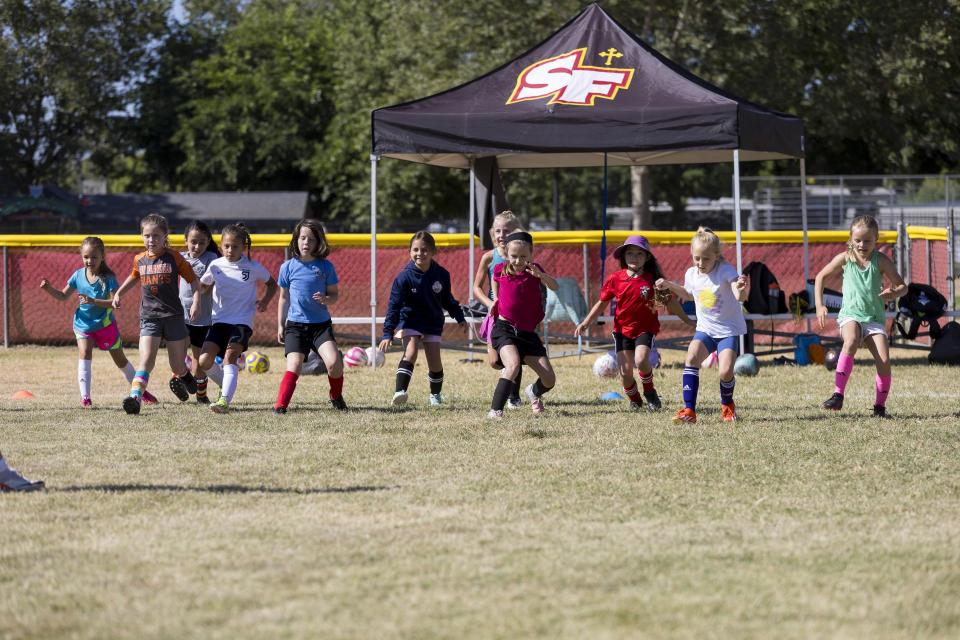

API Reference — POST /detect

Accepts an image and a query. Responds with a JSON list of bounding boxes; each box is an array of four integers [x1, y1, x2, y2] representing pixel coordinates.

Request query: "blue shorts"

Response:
[[692, 331, 740, 355]]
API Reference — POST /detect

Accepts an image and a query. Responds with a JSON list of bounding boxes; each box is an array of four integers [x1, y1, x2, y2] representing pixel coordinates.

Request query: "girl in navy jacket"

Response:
[[378, 231, 466, 407]]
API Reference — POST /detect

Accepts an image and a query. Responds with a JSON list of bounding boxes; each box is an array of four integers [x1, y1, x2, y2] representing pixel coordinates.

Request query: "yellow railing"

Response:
[[0, 227, 943, 248]]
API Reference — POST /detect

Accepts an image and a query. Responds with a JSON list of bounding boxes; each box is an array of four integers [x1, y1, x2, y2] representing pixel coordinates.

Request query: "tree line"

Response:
[[1, 0, 957, 231]]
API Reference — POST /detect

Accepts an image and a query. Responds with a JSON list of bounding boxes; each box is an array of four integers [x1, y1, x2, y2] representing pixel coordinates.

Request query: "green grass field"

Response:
[[2, 345, 959, 639]]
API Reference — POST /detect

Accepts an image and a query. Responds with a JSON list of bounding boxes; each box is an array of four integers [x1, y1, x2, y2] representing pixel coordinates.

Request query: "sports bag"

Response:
[[743, 261, 788, 315], [896, 283, 947, 340], [929, 321, 960, 365]]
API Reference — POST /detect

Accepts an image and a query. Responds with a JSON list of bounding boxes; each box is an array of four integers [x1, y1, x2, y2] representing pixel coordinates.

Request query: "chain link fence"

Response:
[[1, 229, 950, 348]]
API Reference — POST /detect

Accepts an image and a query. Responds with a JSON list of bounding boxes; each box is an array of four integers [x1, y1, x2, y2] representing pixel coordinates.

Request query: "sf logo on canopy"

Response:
[[507, 48, 634, 106]]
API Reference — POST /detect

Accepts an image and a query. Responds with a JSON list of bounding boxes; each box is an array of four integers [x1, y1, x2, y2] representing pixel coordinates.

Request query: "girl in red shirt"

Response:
[[575, 235, 692, 411]]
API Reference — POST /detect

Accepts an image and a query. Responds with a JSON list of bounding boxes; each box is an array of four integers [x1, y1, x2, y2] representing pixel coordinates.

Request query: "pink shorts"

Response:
[[76, 320, 121, 351]]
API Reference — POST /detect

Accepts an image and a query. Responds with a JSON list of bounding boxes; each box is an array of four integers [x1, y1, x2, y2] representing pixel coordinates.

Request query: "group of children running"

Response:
[[36, 211, 905, 423]]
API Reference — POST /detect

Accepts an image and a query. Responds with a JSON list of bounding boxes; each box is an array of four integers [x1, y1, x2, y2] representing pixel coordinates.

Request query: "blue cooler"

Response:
[[793, 333, 821, 366]]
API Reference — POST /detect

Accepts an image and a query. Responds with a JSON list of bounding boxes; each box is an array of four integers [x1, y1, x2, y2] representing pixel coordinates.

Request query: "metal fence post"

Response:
[[3, 246, 7, 348], [582, 242, 590, 348], [949, 208, 956, 310], [926, 238, 932, 285]]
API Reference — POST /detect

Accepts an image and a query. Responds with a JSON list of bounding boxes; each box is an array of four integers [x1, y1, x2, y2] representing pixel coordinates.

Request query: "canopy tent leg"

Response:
[[733, 150, 745, 354], [468, 160, 477, 357], [800, 158, 811, 332], [370, 154, 379, 356], [599, 153, 609, 290]]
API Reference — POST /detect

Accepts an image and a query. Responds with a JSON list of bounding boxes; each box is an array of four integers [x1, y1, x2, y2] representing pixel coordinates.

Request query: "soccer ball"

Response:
[[344, 346, 368, 368], [703, 351, 718, 368], [592, 352, 619, 378], [824, 347, 840, 371], [245, 351, 270, 374], [364, 346, 385, 368], [734, 353, 760, 376]]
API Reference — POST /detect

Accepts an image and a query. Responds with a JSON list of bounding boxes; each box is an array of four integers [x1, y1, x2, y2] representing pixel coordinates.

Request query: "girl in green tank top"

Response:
[[814, 215, 906, 418]]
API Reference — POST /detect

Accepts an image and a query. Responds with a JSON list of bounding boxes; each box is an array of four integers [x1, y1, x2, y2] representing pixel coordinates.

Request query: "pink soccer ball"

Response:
[[343, 346, 368, 368]]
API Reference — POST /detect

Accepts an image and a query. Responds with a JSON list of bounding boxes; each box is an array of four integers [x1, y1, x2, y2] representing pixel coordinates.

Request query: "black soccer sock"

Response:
[[395, 359, 414, 393], [428, 369, 443, 395], [531, 378, 553, 397], [491, 377, 514, 411], [509, 368, 522, 401]]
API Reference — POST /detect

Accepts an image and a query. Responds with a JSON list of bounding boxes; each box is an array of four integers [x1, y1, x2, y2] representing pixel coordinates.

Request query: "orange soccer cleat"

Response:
[[672, 407, 697, 424], [721, 403, 738, 422]]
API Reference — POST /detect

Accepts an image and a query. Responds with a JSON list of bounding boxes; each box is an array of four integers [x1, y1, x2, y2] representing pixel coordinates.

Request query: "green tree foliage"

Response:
[[0, 0, 168, 191], [171, 0, 334, 191]]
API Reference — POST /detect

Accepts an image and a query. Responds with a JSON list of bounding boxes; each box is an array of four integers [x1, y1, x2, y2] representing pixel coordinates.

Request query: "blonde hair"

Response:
[[691, 226, 724, 262], [846, 215, 880, 261], [502, 238, 533, 276], [489, 210, 522, 243]]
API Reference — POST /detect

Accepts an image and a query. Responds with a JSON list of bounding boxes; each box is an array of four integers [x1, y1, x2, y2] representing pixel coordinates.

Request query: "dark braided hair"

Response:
[[221, 222, 252, 259], [184, 220, 221, 257]]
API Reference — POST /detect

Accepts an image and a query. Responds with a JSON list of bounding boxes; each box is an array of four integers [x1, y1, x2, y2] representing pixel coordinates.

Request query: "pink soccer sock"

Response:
[[875, 374, 891, 407], [834, 353, 854, 395]]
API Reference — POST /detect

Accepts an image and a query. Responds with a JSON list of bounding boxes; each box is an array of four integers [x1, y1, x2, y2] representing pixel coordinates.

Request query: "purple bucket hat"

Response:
[[612, 235, 653, 260]]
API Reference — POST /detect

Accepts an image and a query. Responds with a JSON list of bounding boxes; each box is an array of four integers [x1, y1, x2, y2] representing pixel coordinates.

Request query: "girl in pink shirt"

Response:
[[488, 232, 558, 419]]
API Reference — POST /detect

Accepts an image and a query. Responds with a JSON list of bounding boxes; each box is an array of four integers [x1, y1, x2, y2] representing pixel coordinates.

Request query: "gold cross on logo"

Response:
[[599, 48, 623, 66]]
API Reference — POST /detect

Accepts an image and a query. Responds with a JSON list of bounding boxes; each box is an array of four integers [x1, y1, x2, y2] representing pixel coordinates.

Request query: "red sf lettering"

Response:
[[507, 48, 634, 106]]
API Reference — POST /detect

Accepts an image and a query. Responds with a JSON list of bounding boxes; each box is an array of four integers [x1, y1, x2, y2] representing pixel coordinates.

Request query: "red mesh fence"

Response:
[[2, 238, 948, 346]]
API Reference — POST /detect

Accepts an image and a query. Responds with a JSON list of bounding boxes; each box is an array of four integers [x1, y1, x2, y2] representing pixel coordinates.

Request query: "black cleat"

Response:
[[822, 392, 844, 411], [181, 373, 197, 394], [273, 406, 287, 415], [122, 395, 141, 415], [629, 400, 643, 411], [196, 395, 210, 405], [643, 390, 662, 411], [330, 396, 348, 411], [873, 404, 889, 418], [169, 376, 189, 402]]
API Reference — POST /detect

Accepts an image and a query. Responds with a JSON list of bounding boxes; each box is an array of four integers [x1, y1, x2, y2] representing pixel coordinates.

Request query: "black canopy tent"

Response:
[[369, 3, 808, 347]]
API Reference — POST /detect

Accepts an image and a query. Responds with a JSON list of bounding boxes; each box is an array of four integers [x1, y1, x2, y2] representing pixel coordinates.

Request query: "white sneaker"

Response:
[[487, 409, 504, 420], [429, 393, 443, 406], [506, 397, 523, 409], [392, 390, 408, 406], [524, 384, 545, 414], [0, 459, 44, 492]]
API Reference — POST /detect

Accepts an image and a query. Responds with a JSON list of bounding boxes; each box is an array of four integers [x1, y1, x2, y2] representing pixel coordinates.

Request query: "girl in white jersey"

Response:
[[196, 223, 277, 413], [656, 227, 748, 424]]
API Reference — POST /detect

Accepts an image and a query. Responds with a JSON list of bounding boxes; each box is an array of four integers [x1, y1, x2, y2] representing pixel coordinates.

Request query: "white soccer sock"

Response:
[[78, 359, 92, 400], [222, 364, 239, 402], [120, 362, 136, 384], [206, 361, 224, 387]]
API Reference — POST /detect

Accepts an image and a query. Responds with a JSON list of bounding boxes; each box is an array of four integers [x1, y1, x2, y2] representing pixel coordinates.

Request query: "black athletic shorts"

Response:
[[203, 322, 253, 358], [284, 320, 336, 356], [490, 319, 547, 360], [613, 331, 654, 352], [187, 324, 210, 349]]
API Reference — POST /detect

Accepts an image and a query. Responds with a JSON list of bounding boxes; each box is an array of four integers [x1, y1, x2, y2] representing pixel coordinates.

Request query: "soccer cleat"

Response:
[[196, 394, 210, 405], [391, 390, 408, 406], [122, 395, 141, 415], [169, 375, 189, 402], [721, 403, 738, 422], [629, 400, 644, 411], [506, 397, 523, 410], [429, 393, 443, 407], [672, 407, 697, 424], [487, 409, 504, 420], [873, 404, 889, 418], [210, 396, 230, 414], [182, 374, 197, 394], [822, 392, 844, 411], [273, 406, 287, 415], [524, 384, 545, 415], [330, 396, 348, 411], [141, 390, 159, 405], [0, 463, 44, 492], [81, 397, 92, 409], [643, 390, 663, 411]]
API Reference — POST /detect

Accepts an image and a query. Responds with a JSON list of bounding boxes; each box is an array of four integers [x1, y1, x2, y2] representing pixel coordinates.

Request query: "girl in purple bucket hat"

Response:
[[576, 235, 693, 411]]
